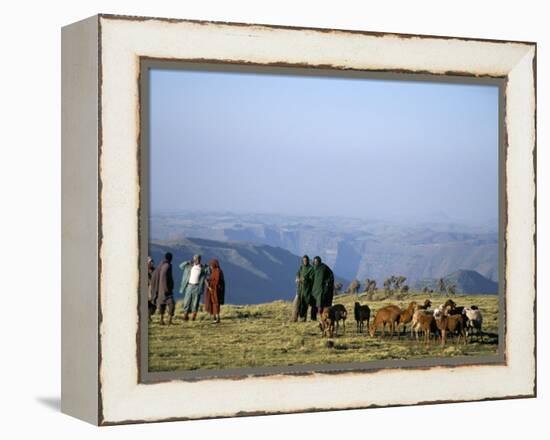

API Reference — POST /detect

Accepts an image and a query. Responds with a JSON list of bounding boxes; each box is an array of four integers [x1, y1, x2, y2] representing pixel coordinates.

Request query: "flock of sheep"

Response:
[[319, 299, 484, 346]]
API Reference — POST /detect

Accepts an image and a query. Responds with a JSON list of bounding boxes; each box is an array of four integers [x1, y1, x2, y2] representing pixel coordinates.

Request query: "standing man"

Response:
[[149, 252, 175, 325], [205, 258, 225, 324], [295, 255, 314, 322], [179, 254, 210, 321], [311, 256, 335, 318]]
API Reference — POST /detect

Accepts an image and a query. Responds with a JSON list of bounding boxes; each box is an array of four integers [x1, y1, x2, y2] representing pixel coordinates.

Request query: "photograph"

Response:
[[143, 63, 503, 375]]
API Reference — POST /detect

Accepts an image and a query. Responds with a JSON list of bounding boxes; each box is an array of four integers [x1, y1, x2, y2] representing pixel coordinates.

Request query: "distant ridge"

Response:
[[149, 237, 348, 305], [412, 269, 498, 294], [150, 212, 499, 284]]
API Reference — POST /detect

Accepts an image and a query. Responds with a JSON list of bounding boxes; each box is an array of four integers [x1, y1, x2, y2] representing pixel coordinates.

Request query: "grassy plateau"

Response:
[[148, 291, 499, 372]]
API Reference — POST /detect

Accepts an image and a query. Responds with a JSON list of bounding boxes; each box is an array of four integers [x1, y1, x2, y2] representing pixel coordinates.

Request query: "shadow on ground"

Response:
[[36, 396, 61, 412]]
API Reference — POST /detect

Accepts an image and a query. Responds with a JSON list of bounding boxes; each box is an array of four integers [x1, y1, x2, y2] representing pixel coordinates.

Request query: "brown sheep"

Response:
[[369, 305, 401, 338], [442, 299, 465, 315], [443, 299, 456, 309], [319, 307, 336, 338], [411, 310, 437, 344], [442, 300, 479, 332], [354, 302, 371, 333], [434, 305, 466, 345], [396, 301, 417, 337], [332, 304, 348, 334], [417, 299, 432, 310]]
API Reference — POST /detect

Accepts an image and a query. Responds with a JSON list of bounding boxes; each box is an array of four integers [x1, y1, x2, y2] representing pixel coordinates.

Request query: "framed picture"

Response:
[[61, 14, 536, 425]]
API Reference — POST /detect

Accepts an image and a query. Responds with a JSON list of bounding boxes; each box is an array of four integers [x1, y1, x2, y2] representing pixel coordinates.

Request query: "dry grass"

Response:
[[148, 292, 499, 372]]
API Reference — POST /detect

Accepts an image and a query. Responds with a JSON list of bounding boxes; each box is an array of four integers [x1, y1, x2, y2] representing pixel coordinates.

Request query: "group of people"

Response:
[[147, 251, 334, 326], [295, 255, 335, 321], [148, 253, 225, 325]]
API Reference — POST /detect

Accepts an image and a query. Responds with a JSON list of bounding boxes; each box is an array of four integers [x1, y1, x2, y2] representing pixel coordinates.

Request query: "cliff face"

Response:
[[151, 212, 498, 286]]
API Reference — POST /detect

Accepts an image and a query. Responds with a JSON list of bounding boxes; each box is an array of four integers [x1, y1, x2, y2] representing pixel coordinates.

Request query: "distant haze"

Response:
[[150, 68, 499, 226]]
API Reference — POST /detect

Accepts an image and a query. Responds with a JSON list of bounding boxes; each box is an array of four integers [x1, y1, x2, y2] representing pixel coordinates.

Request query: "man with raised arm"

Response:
[[179, 254, 210, 321]]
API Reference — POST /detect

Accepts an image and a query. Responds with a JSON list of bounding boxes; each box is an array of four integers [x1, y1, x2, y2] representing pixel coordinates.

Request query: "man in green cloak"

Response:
[[311, 256, 335, 318], [295, 255, 314, 322]]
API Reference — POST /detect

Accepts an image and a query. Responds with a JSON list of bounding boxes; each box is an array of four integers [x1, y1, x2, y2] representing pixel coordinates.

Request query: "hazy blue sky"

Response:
[[149, 68, 499, 225]]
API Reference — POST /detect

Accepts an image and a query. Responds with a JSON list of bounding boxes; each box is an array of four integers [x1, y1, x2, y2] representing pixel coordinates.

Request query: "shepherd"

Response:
[[295, 255, 314, 321], [205, 258, 225, 323], [149, 252, 175, 325], [311, 256, 335, 319]]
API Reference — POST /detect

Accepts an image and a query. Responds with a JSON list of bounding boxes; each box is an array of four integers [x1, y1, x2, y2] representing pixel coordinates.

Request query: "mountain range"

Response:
[[150, 211, 499, 286], [412, 269, 498, 294], [150, 239, 497, 304]]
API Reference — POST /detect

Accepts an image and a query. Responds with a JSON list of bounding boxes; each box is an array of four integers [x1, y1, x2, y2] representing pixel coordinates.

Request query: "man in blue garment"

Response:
[[179, 254, 210, 321]]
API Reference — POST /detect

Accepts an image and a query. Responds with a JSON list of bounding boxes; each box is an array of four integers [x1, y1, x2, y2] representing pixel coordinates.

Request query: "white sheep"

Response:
[[433, 305, 445, 319], [463, 307, 483, 340]]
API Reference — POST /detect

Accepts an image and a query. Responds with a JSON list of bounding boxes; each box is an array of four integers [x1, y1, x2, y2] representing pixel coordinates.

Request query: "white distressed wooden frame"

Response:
[[61, 14, 536, 425]]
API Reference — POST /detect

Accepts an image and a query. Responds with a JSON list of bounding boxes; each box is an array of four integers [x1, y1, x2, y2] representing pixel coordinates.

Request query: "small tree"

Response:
[[437, 278, 446, 295], [401, 284, 409, 293], [334, 282, 343, 293], [363, 278, 370, 293], [347, 279, 361, 294], [447, 284, 457, 295], [385, 276, 400, 297], [395, 275, 407, 290], [383, 277, 392, 297], [364, 278, 377, 299], [367, 279, 377, 292]]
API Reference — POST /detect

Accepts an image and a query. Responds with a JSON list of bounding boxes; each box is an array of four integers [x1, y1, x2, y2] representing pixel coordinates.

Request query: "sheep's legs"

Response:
[[389, 322, 395, 339], [397, 323, 406, 339], [403, 323, 410, 339]]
